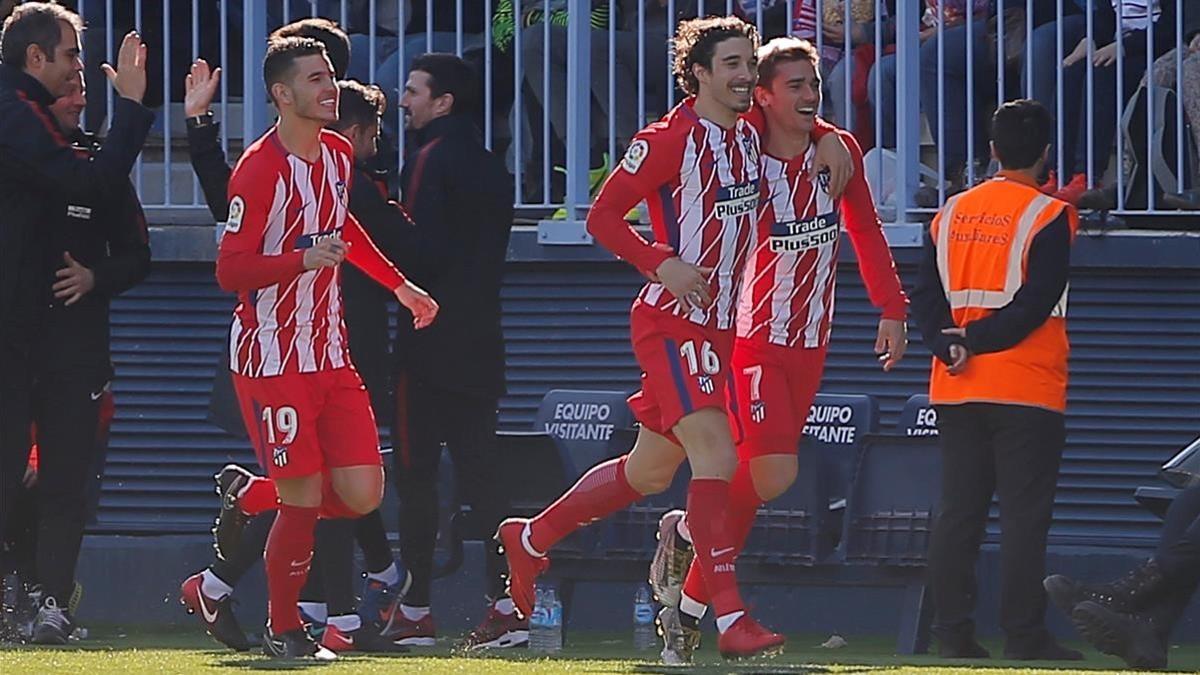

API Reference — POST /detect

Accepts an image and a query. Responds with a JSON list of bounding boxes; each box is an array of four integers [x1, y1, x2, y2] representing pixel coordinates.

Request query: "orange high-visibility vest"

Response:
[[928, 176, 1078, 412]]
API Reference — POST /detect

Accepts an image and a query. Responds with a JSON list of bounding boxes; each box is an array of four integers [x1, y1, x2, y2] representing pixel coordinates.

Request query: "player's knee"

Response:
[[750, 455, 798, 502], [630, 472, 671, 496], [340, 488, 381, 515]]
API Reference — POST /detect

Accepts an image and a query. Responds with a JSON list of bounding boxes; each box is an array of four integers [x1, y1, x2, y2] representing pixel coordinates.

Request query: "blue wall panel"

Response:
[[99, 256, 1200, 547]]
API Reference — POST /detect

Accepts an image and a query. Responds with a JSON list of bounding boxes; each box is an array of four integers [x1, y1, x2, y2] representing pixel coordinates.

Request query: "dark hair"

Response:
[[410, 53, 479, 115], [0, 1, 82, 68], [756, 37, 819, 90], [672, 15, 759, 96], [270, 17, 350, 79], [332, 79, 386, 132], [991, 99, 1052, 170], [263, 36, 328, 103]]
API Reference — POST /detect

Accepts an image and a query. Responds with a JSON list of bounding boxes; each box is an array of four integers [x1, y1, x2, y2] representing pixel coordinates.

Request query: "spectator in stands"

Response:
[[0, 5, 151, 636], [391, 53, 517, 649], [1018, 0, 1088, 200], [1151, 6, 1200, 210], [911, 100, 1081, 661], [22, 70, 151, 645], [1057, 0, 1179, 209], [914, 0, 993, 207], [520, 0, 629, 191], [1044, 484, 1200, 670]]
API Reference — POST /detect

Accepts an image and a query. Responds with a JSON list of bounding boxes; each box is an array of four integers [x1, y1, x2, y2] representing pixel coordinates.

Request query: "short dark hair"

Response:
[[0, 1, 82, 68], [410, 53, 479, 115], [991, 99, 1052, 170], [270, 17, 350, 79], [757, 37, 819, 90], [672, 16, 759, 96], [263, 36, 328, 103], [332, 79, 386, 132]]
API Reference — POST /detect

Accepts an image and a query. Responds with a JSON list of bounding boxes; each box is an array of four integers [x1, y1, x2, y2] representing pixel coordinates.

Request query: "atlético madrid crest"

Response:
[[697, 375, 714, 396], [750, 400, 766, 423]]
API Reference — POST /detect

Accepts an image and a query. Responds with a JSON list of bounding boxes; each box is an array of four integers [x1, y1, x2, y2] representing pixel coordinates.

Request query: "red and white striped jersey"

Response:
[[217, 128, 404, 378], [737, 129, 907, 347], [587, 99, 761, 331]]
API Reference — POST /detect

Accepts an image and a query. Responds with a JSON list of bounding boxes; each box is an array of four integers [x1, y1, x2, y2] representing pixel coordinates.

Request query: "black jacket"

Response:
[[188, 122, 414, 420], [398, 113, 514, 398], [40, 131, 152, 378], [0, 65, 152, 356]]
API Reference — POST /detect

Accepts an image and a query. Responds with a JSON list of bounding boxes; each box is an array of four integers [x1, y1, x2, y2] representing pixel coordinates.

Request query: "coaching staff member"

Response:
[[29, 71, 151, 644], [389, 53, 517, 648], [0, 3, 152, 570], [912, 99, 1082, 661]]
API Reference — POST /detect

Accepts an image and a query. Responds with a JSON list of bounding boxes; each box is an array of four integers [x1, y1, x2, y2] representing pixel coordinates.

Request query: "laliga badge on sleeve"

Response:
[[621, 139, 649, 174], [225, 196, 245, 233]]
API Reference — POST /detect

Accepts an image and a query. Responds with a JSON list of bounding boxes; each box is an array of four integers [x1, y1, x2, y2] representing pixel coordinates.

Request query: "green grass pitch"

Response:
[[2, 627, 1198, 673]]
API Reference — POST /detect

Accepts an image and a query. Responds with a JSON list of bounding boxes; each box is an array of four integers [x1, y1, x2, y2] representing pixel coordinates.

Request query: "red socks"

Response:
[[528, 455, 641, 554], [237, 476, 279, 515], [681, 464, 762, 613], [265, 504, 319, 634]]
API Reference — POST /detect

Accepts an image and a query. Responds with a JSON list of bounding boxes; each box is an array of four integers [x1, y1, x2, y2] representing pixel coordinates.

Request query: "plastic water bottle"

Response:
[[529, 585, 562, 653], [544, 587, 564, 652], [528, 586, 549, 652], [633, 585, 656, 650]]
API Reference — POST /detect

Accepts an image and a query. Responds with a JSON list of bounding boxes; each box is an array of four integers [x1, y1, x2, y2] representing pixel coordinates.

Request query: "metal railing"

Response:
[[73, 0, 1196, 224]]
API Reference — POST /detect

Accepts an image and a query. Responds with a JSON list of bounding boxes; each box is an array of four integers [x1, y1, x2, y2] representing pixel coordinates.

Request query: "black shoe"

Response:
[[263, 628, 338, 660], [31, 596, 74, 645], [212, 464, 254, 561], [1072, 601, 1168, 670], [1004, 637, 1084, 661], [1044, 559, 1166, 617], [937, 636, 990, 658]]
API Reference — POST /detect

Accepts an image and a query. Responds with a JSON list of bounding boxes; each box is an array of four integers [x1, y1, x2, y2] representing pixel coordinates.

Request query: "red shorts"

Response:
[[729, 338, 828, 459], [627, 305, 735, 442], [232, 366, 381, 479]]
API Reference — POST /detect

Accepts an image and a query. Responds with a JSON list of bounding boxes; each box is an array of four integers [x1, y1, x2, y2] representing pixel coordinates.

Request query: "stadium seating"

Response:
[[532, 390, 636, 556], [741, 393, 878, 565], [897, 394, 938, 437], [839, 432, 941, 653]]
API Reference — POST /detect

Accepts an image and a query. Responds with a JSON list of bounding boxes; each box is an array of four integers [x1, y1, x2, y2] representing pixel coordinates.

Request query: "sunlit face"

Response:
[[693, 36, 757, 114], [756, 57, 821, 137], [31, 20, 84, 98], [274, 53, 339, 123], [49, 71, 86, 132], [399, 70, 449, 130]]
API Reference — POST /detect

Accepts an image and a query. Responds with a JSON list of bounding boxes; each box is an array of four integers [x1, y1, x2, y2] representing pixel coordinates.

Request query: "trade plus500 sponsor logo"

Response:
[[769, 212, 839, 253], [714, 181, 759, 219]]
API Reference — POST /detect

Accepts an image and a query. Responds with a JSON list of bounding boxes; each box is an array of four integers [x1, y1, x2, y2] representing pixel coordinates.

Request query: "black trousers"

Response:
[[1147, 485, 1200, 637], [0, 355, 35, 558], [928, 402, 1065, 651], [29, 371, 110, 604], [393, 373, 509, 605]]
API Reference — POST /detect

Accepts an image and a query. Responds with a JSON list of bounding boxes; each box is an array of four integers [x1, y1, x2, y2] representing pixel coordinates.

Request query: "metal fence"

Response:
[[74, 0, 1197, 224]]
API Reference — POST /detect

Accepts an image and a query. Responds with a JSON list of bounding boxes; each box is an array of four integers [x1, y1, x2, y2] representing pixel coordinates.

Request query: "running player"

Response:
[[651, 37, 909, 664], [215, 36, 436, 660], [496, 15, 792, 659]]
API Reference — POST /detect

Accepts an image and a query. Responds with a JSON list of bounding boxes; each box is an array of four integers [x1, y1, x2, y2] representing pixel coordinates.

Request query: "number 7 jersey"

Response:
[[736, 129, 907, 347]]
